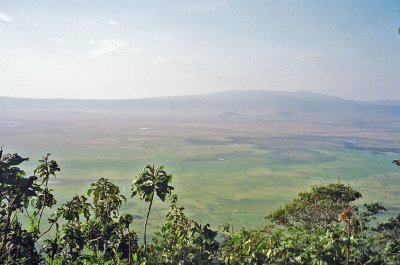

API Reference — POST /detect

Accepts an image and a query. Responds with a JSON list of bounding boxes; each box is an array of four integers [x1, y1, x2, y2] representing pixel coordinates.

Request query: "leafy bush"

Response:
[[47, 178, 138, 264], [0, 149, 59, 264], [222, 183, 393, 265], [151, 194, 219, 264], [266, 183, 362, 228]]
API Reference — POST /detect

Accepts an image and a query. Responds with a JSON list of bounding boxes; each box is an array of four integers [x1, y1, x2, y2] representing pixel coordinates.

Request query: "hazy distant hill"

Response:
[[1, 90, 400, 126], [0, 90, 398, 111]]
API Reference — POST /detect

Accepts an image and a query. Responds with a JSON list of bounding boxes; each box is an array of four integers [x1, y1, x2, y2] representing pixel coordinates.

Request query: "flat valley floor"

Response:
[[2, 109, 400, 234]]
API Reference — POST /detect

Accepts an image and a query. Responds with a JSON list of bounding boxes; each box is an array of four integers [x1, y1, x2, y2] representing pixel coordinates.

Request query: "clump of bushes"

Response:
[[1, 147, 400, 264]]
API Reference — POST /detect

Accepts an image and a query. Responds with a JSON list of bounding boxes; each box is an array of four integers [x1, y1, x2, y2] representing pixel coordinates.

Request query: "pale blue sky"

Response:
[[0, 0, 399, 100]]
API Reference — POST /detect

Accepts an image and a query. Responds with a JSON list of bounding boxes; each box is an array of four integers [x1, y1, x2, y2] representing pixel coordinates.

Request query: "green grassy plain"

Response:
[[2, 109, 400, 235]]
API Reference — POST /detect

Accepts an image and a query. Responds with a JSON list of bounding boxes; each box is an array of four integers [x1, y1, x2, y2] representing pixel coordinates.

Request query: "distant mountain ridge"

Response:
[[1, 90, 400, 116]]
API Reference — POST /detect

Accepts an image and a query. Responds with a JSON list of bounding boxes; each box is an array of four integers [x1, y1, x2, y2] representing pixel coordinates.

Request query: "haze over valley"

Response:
[[2, 90, 400, 229]]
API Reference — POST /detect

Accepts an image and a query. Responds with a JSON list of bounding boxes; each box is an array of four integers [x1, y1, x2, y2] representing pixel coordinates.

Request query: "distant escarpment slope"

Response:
[[1, 90, 400, 128]]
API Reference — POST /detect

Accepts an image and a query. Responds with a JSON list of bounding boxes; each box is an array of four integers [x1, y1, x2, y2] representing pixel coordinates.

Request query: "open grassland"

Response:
[[2, 109, 400, 234]]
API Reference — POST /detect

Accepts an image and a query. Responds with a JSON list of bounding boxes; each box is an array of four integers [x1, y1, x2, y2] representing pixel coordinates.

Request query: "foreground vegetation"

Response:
[[1, 147, 400, 264]]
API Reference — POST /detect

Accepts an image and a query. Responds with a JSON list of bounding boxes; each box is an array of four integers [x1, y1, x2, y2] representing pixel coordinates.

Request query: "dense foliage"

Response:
[[1, 147, 400, 264]]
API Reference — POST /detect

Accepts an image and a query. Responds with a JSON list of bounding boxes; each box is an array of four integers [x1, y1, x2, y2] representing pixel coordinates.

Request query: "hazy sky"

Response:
[[0, 1, 399, 100]]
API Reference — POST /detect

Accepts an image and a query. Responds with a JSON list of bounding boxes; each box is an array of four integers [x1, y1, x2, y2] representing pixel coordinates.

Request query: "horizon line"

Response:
[[0, 89, 395, 103]]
